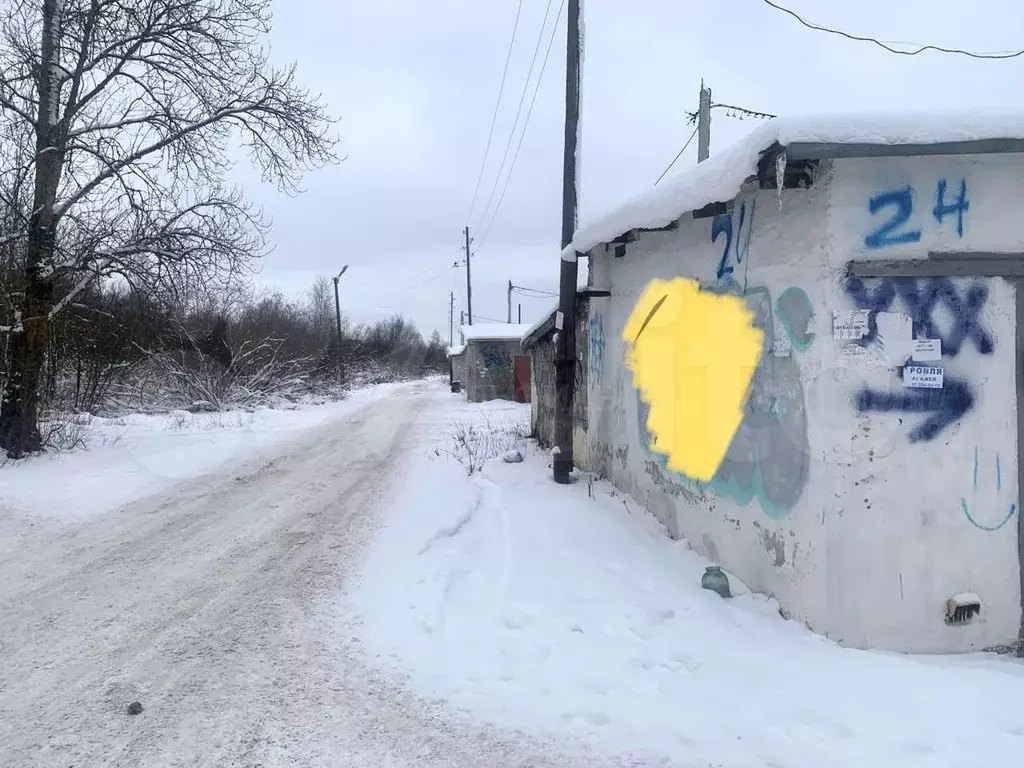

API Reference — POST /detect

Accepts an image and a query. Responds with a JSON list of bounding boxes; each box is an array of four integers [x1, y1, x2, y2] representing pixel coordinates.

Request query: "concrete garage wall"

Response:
[[587, 153, 1022, 652], [450, 353, 467, 388], [465, 338, 522, 403], [530, 338, 556, 447], [528, 297, 590, 463]]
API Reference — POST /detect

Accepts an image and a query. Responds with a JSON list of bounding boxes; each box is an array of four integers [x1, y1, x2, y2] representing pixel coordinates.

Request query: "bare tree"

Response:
[[0, 0, 338, 457]]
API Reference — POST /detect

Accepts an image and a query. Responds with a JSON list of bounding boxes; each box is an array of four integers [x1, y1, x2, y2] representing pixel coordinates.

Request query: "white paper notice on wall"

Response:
[[876, 311, 913, 365], [911, 339, 941, 361], [832, 309, 870, 340], [903, 364, 944, 389]]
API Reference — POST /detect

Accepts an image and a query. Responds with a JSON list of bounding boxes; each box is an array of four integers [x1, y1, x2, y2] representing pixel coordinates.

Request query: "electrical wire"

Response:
[[475, 0, 568, 253], [377, 265, 457, 297], [654, 127, 699, 186], [761, 0, 1024, 59], [473, 0, 560, 236], [466, 0, 526, 225], [511, 284, 557, 298]]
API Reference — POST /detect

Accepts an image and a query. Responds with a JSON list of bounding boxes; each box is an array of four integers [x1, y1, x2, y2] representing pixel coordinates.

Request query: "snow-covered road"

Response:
[[0, 382, 587, 767]]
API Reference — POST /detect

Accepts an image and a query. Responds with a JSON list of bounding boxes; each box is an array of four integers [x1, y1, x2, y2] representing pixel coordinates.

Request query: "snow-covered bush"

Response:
[[447, 415, 529, 475]]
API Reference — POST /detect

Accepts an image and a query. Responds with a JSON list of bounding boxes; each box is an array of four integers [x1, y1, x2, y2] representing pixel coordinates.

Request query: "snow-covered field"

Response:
[[0, 381, 409, 520], [348, 388, 1024, 767]]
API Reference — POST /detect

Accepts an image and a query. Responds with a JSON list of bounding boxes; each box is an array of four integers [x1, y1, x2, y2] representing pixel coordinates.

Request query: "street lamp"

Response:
[[332, 265, 349, 379]]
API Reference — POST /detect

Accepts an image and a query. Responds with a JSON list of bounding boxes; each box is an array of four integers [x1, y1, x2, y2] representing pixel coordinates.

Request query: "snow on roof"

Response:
[[563, 110, 1024, 260], [461, 323, 532, 342], [522, 301, 558, 341], [447, 345, 465, 357]]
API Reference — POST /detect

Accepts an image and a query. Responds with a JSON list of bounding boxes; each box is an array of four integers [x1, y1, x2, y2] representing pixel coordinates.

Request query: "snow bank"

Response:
[[349, 383, 1024, 766], [461, 323, 532, 341], [521, 302, 558, 342], [565, 109, 1024, 259], [0, 381, 408, 521]]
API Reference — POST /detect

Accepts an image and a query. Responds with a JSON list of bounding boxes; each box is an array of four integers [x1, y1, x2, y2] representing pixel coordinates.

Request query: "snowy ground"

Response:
[[6, 378, 1024, 767], [347, 385, 1024, 768], [0, 380, 408, 520], [1, 380, 590, 768]]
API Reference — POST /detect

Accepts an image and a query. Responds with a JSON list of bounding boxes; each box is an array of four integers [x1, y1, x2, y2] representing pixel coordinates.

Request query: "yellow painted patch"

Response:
[[623, 278, 763, 482]]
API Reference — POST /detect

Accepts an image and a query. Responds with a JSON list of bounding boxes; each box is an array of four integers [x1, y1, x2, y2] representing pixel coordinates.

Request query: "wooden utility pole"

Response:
[[698, 82, 712, 162], [507, 280, 513, 323], [518, 304, 522, 323], [464, 226, 473, 324], [332, 265, 349, 379], [449, 290, 455, 385], [552, 0, 582, 484]]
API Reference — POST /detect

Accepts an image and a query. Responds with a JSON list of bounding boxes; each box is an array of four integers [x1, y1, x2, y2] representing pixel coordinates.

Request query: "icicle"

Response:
[[775, 150, 787, 211]]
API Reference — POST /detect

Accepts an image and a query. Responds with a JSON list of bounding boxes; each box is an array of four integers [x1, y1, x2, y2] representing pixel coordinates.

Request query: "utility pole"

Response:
[[448, 290, 455, 386], [460, 310, 465, 343], [698, 81, 711, 163], [332, 265, 349, 379], [552, 0, 582, 485], [507, 280, 513, 323], [518, 304, 522, 323], [464, 226, 473, 324]]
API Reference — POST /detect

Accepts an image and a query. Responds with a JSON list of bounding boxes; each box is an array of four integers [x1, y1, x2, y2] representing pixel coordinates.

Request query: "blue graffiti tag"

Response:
[[864, 187, 920, 249], [863, 179, 970, 250], [713, 200, 755, 283], [960, 500, 1017, 531], [842, 277, 993, 357], [960, 447, 1016, 531], [856, 377, 974, 443], [589, 313, 605, 380], [845, 275, 993, 441], [933, 178, 970, 237]]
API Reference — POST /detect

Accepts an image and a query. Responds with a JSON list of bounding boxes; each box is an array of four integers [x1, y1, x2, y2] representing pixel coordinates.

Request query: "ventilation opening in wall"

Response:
[[945, 593, 982, 626]]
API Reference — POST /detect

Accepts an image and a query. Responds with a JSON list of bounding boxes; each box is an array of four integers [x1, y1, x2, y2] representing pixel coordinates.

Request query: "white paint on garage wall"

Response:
[[586, 153, 1021, 653], [828, 153, 1024, 263]]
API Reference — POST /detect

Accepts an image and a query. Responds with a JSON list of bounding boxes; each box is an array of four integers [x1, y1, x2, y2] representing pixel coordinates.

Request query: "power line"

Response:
[[378, 265, 457, 297], [466, 0, 526, 225], [761, 0, 1024, 59], [511, 284, 557, 298], [473, 0, 559, 235], [475, 0, 568, 252], [655, 127, 698, 186]]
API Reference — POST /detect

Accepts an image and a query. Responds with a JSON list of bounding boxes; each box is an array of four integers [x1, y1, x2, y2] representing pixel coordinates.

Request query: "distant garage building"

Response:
[[461, 324, 532, 403], [521, 294, 591, 466], [447, 344, 466, 390]]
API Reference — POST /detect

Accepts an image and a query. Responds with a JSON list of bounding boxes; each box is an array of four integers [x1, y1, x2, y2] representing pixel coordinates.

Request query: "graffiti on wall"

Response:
[[589, 313, 605, 382], [842, 277, 993, 356], [960, 447, 1018, 532], [713, 199, 755, 283], [705, 285, 812, 517], [862, 178, 969, 250], [843, 276, 994, 441], [481, 344, 511, 368], [636, 283, 811, 518], [628, 200, 814, 517]]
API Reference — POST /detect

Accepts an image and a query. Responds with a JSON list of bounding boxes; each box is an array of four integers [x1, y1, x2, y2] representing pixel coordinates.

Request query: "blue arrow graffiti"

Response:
[[855, 377, 974, 442]]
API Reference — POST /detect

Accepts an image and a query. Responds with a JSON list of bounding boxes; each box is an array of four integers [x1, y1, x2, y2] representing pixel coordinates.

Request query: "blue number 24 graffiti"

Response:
[[864, 178, 969, 249]]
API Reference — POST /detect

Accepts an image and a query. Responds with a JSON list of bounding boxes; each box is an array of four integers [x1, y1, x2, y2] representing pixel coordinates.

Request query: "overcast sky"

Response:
[[234, 0, 1024, 340]]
